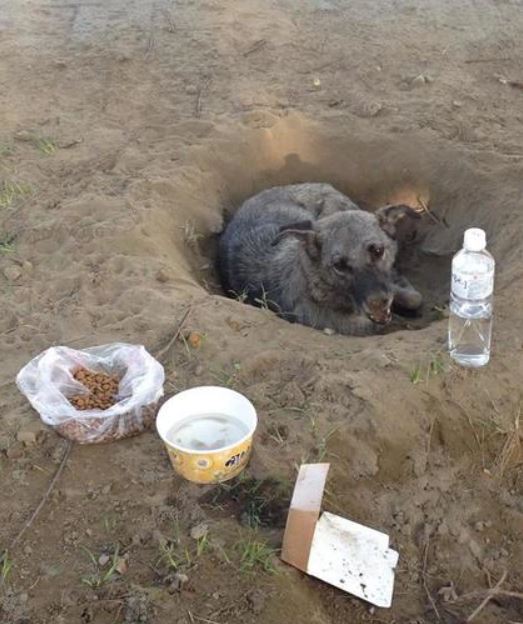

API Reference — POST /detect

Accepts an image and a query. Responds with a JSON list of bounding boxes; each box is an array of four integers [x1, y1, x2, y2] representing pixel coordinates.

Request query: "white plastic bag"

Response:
[[16, 343, 165, 444]]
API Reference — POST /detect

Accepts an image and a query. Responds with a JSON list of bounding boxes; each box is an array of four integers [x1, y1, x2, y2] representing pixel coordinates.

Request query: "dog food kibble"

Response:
[[69, 367, 120, 411]]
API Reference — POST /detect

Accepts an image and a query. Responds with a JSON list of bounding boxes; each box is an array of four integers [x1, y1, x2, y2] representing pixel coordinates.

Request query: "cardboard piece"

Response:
[[281, 463, 399, 608]]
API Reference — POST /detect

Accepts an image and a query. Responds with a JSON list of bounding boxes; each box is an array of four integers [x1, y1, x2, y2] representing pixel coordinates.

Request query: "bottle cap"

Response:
[[463, 228, 486, 252]]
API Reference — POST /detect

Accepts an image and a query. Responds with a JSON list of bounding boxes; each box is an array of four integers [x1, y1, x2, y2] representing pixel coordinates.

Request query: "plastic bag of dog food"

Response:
[[16, 343, 165, 444]]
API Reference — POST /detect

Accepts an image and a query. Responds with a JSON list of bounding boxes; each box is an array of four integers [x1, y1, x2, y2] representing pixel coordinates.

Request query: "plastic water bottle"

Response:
[[448, 228, 494, 367]]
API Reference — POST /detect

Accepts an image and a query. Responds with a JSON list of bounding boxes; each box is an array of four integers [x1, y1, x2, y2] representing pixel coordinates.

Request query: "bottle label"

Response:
[[452, 271, 494, 299]]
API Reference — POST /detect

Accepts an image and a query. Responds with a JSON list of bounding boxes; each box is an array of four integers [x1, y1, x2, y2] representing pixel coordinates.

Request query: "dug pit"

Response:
[[133, 113, 518, 341]]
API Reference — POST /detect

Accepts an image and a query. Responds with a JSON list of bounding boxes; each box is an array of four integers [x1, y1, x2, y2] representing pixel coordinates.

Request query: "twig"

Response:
[[162, 9, 176, 33], [466, 570, 508, 621], [9, 440, 72, 550], [496, 75, 523, 90], [243, 39, 266, 57], [422, 536, 441, 620], [192, 616, 221, 624], [417, 195, 444, 226], [155, 306, 193, 361], [465, 57, 511, 64], [194, 78, 211, 118]]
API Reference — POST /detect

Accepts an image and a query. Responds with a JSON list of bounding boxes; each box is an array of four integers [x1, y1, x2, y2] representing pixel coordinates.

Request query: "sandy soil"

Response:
[[1, 1, 522, 623]]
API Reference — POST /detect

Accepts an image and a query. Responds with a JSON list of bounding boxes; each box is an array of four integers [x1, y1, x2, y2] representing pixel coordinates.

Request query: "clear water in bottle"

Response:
[[448, 228, 495, 367]]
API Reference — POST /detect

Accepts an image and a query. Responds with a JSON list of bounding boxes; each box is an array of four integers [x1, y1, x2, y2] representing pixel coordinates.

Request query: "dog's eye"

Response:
[[368, 244, 385, 259], [333, 258, 353, 274]]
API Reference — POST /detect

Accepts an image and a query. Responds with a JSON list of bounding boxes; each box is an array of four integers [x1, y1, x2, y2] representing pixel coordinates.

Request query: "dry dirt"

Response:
[[1, 1, 523, 623]]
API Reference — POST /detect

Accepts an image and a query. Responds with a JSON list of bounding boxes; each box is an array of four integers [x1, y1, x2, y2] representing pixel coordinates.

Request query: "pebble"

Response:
[[6, 443, 25, 459], [323, 327, 335, 336], [474, 520, 486, 532], [98, 554, 110, 567], [356, 101, 383, 118], [22, 261, 34, 274], [175, 572, 189, 586], [3, 266, 22, 282], [155, 268, 170, 283], [16, 429, 38, 446], [0, 435, 10, 451], [190, 522, 209, 540], [185, 85, 198, 95], [14, 130, 35, 142], [115, 557, 128, 575], [411, 74, 430, 87]]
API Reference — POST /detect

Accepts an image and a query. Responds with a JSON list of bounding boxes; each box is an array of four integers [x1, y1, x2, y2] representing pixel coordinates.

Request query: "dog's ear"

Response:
[[271, 220, 321, 259], [376, 204, 421, 240]]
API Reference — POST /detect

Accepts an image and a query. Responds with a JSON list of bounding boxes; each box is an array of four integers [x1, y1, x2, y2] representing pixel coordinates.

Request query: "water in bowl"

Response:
[[167, 413, 249, 451]]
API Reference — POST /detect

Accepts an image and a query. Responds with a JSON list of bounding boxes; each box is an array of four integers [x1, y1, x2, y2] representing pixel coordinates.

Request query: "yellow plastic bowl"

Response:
[[156, 386, 257, 484]]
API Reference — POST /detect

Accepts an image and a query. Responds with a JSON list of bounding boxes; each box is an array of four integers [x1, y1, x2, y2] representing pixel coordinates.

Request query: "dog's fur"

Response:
[[217, 183, 423, 335]]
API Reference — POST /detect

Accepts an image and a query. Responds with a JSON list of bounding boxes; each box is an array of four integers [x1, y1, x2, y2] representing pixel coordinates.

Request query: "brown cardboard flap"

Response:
[[281, 463, 330, 571]]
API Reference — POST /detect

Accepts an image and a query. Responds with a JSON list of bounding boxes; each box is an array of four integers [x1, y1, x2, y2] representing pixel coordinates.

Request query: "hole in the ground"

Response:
[[136, 113, 519, 338]]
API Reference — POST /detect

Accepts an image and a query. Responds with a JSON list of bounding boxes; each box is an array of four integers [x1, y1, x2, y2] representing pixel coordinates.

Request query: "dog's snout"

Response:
[[364, 293, 393, 325]]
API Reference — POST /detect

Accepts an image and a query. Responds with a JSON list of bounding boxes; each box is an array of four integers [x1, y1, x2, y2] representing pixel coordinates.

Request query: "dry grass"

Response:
[[491, 405, 521, 479]]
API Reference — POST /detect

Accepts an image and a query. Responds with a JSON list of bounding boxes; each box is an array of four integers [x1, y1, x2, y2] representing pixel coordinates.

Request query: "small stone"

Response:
[[85, 528, 92, 537], [194, 364, 204, 376], [323, 327, 335, 336], [17, 422, 46, 446], [22, 261, 34, 274], [3, 266, 22, 282], [356, 101, 382, 118], [98, 554, 110, 567], [452, 100, 464, 108], [468, 539, 483, 559], [412, 74, 426, 87], [474, 521, 485, 532], [186, 331, 203, 349], [6, 443, 25, 459], [174, 572, 188, 587], [438, 583, 458, 602], [185, 85, 198, 95], [101, 483, 112, 495], [155, 268, 170, 283], [0, 435, 10, 451], [313, 77, 321, 89], [17, 430, 37, 446], [115, 557, 128, 575], [14, 130, 35, 142], [190, 522, 209, 540]]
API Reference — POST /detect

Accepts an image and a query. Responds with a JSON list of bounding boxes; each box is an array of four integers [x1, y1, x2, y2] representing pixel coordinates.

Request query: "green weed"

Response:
[[0, 232, 15, 254], [0, 550, 12, 584], [34, 137, 56, 155], [0, 180, 32, 209], [81, 545, 121, 589], [236, 537, 277, 574]]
